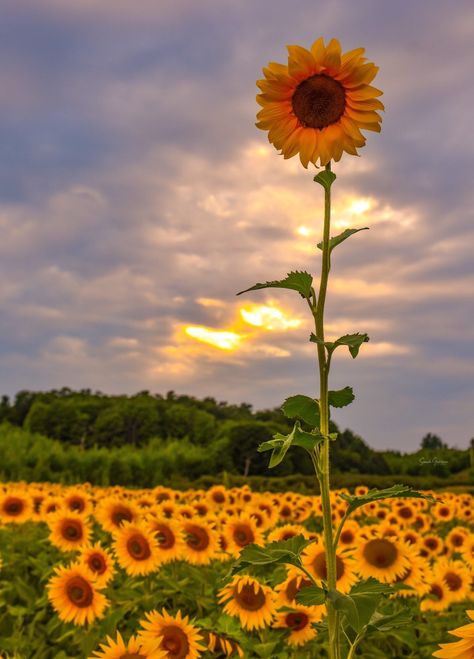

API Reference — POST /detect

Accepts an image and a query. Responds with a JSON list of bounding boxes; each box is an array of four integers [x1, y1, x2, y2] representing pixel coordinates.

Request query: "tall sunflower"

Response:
[[256, 37, 383, 167], [137, 609, 206, 659], [47, 563, 108, 626]]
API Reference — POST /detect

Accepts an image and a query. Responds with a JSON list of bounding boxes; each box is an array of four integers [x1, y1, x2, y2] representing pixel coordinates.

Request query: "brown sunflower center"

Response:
[[4, 497, 24, 516], [68, 497, 85, 512], [451, 534, 464, 547], [66, 576, 93, 608], [280, 505, 291, 518], [233, 583, 266, 611], [292, 74, 345, 129], [212, 492, 225, 503], [430, 584, 443, 601], [424, 538, 439, 551], [233, 524, 254, 547], [312, 552, 345, 580], [286, 612, 309, 631], [340, 530, 355, 544], [286, 577, 312, 602], [111, 506, 133, 527], [160, 626, 190, 658], [154, 524, 176, 549], [398, 506, 413, 519], [444, 571, 463, 591], [62, 520, 83, 541], [185, 525, 210, 551], [362, 539, 398, 568], [89, 554, 106, 574], [126, 534, 151, 560]]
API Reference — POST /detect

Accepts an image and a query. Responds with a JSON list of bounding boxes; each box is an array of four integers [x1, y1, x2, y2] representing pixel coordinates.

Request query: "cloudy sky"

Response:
[[1, 0, 473, 450]]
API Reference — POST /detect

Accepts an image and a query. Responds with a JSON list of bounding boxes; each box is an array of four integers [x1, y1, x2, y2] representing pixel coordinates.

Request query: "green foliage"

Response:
[[314, 169, 337, 189], [310, 332, 370, 358], [316, 227, 369, 254], [236, 270, 313, 299], [339, 484, 436, 516], [281, 395, 320, 427], [258, 421, 324, 468], [229, 536, 312, 577], [328, 387, 354, 409]]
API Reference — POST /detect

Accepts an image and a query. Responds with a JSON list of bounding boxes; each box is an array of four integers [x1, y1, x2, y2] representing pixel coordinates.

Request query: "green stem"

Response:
[[311, 162, 341, 659]]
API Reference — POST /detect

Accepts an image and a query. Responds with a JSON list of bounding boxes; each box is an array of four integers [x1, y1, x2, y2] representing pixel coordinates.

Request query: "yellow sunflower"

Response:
[[181, 521, 220, 565], [112, 522, 161, 576], [218, 575, 277, 630], [273, 606, 321, 647], [274, 567, 316, 609], [79, 543, 115, 587], [137, 609, 205, 659], [64, 488, 93, 516], [267, 524, 309, 544], [302, 539, 358, 593], [461, 534, 474, 569], [48, 512, 92, 552], [147, 516, 185, 564], [353, 535, 411, 583], [47, 562, 108, 626], [0, 490, 33, 524], [256, 37, 383, 167], [433, 559, 472, 603], [420, 576, 454, 613], [431, 502, 455, 523], [223, 515, 264, 557], [446, 527, 469, 554], [433, 610, 474, 658], [202, 631, 244, 658], [89, 632, 167, 659], [95, 497, 140, 533]]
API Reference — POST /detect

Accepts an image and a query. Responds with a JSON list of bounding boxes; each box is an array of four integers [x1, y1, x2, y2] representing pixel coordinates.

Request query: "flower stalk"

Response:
[[311, 162, 341, 659]]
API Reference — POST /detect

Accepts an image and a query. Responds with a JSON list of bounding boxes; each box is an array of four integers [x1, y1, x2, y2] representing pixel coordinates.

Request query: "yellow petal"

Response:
[[322, 38, 342, 72], [287, 44, 318, 80], [310, 37, 325, 63], [299, 129, 318, 168]]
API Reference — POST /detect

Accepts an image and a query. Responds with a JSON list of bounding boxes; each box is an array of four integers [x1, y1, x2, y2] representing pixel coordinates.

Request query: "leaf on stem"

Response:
[[281, 395, 320, 428], [295, 585, 326, 606], [317, 227, 369, 253], [236, 270, 313, 299], [310, 332, 369, 359], [258, 421, 324, 468], [328, 579, 398, 634], [339, 484, 436, 516], [328, 386, 354, 408], [314, 170, 337, 190], [228, 535, 311, 577]]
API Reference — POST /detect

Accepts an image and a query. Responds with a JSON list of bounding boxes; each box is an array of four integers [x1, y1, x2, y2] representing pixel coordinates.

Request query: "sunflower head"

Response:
[[256, 37, 383, 167]]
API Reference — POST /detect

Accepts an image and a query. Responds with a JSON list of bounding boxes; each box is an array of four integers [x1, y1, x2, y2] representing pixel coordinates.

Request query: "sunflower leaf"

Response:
[[227, 535, 312, 577], [314, 170, 337, 190], [310, 332, 369, 358], [236, 270, 313, 299], [281, 395, 320, 428], [328, 386, 354, 408], [258, 421, 324, 468], [366, 608, 413, 633], [327, 590, 360, 633], [339, 484, 436, 516], [317, 227, 369, 253], [346, 579, 394, 632], [295, 585, 327, 606]]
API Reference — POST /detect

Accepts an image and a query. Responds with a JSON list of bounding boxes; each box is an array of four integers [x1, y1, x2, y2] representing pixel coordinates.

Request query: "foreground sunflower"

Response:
[[433, 610, 474, 658], [47, 563, 108, 626], [137, 609, 205, 659], [256, 37, 383, 167], [218, 575, 277, 630], [89, 632, 167, 659]]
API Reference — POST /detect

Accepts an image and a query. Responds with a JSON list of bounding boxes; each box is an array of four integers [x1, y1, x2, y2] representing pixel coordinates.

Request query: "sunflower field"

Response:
[[0, 482, 472, 658]]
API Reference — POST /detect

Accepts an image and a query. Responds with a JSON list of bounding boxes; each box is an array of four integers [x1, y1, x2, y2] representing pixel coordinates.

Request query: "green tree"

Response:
[[421, 432, 447, 450]]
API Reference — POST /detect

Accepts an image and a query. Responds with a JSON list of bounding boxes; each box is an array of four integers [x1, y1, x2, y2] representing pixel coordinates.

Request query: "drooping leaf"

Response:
[[237, 270, 313, 299], [327, 590, 359, 633], [258, 421, 324, 468], [310, 332, 369, 358], [328, 387, 354, 408], [339, 484, 436, 516], [367, 608, 413, 633], [281, 395, 320, 427], [314, 170, 337, 190], [295, 585, 326, 606], [317, 227, 369, 253]]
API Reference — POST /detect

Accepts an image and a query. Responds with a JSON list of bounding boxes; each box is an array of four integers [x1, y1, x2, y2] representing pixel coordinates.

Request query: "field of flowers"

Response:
[[0, 482, 472, 658]]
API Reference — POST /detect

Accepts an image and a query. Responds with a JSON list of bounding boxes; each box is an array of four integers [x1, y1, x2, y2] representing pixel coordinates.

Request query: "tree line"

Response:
[[0, 389, 471, 479]]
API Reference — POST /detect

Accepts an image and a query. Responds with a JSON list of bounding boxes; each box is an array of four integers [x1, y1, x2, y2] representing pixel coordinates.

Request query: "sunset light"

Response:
[[240, 305, 302, 330], [184, 326, 242, 350]]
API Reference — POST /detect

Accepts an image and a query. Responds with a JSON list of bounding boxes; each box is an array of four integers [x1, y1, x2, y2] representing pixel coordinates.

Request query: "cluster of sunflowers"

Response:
[[0, 482, 473, 657]]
